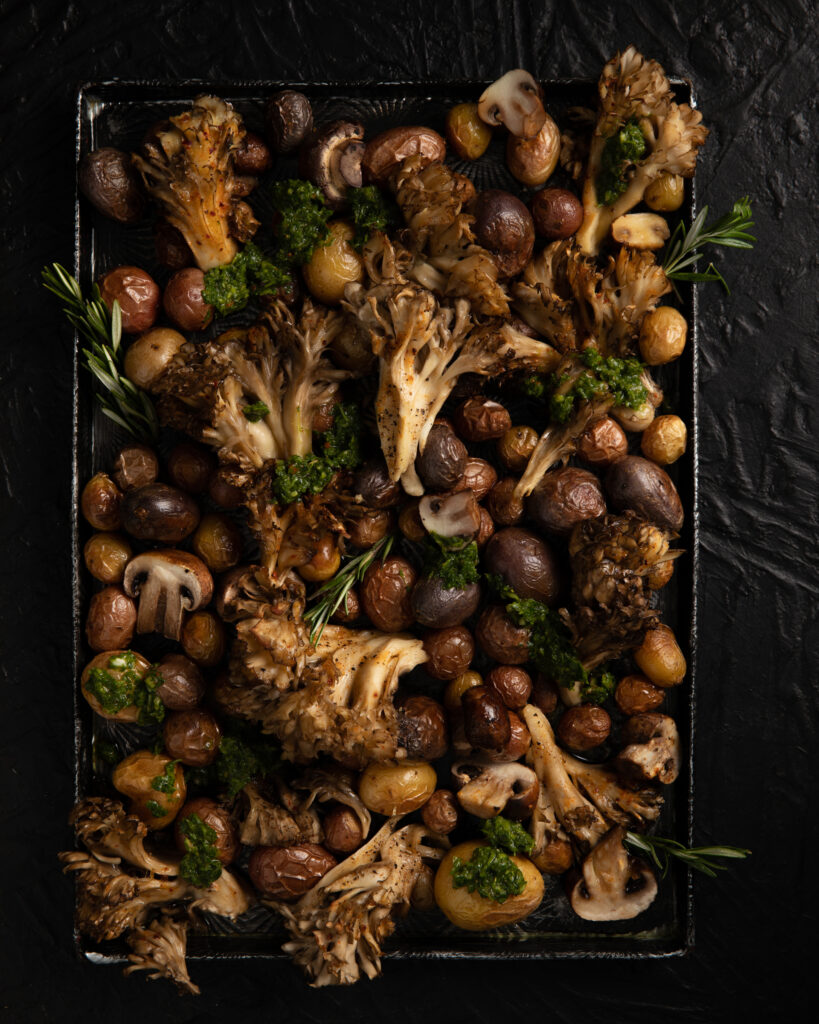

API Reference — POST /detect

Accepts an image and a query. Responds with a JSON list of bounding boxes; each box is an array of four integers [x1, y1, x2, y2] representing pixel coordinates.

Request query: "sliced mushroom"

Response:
[[418, 490, 480, 539], [299, 120, 365, 209], [451, 760, 539, 819], [123, 550, 213, 641], [613, 713, 680, 785], [478, 70, 547, 138], [568, 826, 658, 921], [611, 213, 670, 250]]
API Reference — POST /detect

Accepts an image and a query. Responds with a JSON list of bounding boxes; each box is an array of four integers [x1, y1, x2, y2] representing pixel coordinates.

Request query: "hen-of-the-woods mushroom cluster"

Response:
[[60, 44, 741, 995]]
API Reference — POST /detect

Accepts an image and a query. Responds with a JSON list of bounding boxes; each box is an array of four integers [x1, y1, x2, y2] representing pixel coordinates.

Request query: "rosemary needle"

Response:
[[624, 831, 751, 879], [304, 534, 395, 644], [662, 196, 755, 294], [42, 262, 160, 441]]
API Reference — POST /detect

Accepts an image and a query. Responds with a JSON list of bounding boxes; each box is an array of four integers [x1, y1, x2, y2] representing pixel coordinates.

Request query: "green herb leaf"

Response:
[[145, 799, 164, 818], [481, 816, 535, 856], [85, 651, 165, 722], [349, 185, 400, 248], [487, 576, 613, 698], [94, 738, 119, 768], [270, 401, 363, 505], [549, 348, 647, 424], [304, 534, 395, 644], [596, 119, 647, 206], [451, 846, 526, 903], [178, 813, 223, 889], [270, 179, 332, 265], [624, 832, 751, 879], [134, 665, 166, 726], [271, 452, 337, 506], [202, 241, 291, 317], [318, 401, 362, 470], [242, 401, 271, 423], [151, 759, 180, 795], [662, 197, 755, 294], [423, 533, 480, 590], [42, 264, 159, 441], [215, 726, 281, 798]]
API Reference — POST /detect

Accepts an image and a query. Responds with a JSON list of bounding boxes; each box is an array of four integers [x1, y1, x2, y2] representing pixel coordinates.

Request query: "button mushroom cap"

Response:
[[451, 760, 539, 819], [418, 490, 480, 539], [478, 69, 547, 138], [569, 826, 658, 921], [299, 120, 365, 209], [123, 550, 214, 641], [613, 713, 680, 785]]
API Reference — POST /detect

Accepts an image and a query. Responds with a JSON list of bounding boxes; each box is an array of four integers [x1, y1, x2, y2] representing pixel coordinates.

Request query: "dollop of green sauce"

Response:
[[596, 118, 647, 206]]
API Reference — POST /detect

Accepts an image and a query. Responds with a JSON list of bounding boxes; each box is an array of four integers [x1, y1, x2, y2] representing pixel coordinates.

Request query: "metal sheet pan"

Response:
[[73, 78, 697, 963]]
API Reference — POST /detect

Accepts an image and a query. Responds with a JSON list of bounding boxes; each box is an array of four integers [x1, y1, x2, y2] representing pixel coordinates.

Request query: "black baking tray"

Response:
[[71, 78, 699, 965]]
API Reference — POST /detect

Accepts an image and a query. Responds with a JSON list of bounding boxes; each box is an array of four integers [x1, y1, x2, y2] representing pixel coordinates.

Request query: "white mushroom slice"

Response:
[[452, 760, 539, 819], [418, 490, 480, 539], [478, 70, 547, 138], [611, 213, 670, 250], [613, 713, 680, 785], [123, 550, 213, 641], [569, 826, 658, 921]]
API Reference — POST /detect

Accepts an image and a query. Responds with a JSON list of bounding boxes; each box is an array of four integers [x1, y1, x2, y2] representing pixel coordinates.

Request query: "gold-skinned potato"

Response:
[[358, 761, 437, 815], [112, 750, 186, 829], [302, 220, 363, 304], [434, 841, 544, 930]]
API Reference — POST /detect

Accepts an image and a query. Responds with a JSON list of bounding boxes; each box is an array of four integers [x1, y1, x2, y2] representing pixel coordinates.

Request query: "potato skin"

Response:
[[248, 843, 336, 900], [360, 556, 416, 631], [411, 576, 481, 629], [423, 626, 474, 681], [475, 605, 530, 664], [605, 456, 684, 532], [527, 468, 606, 538], [85, 586, 136, 652], [358, 761, 437, 815], [302, 220, 363, 305], [531, 188, 583, 239], [79, 148, 145, 223], [434, 841, 544, 930], [483, 527, 562, 605], [174, 798, 238, 865]]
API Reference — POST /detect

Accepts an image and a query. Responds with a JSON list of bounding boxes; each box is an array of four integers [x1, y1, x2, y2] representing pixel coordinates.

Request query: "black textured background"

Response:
[[1, 1, 816, 1020]]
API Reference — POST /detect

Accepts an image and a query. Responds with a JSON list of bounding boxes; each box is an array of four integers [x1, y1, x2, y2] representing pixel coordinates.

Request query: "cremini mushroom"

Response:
[[299, 120, 365, 209], [361, 125, 446, 184], [451, 760, 539, 819], [123, 549, 214, 641], [418, 490, 480, 539], [478, 69, 547, 138], [568, 826, 658, 921], [613, 713, 680, 785]]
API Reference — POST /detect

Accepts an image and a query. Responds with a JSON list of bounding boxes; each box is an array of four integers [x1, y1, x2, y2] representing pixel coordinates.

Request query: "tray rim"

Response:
[[70, 75, 698, 965]]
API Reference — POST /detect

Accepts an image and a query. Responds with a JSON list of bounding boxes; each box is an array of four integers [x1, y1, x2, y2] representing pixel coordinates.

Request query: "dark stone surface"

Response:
[[0, 1, 816, 1020]]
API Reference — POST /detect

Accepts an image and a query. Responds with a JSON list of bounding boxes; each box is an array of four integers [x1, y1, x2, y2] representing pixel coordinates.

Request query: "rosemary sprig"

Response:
[[624, 831, 751, 879], [662, 196, 755, 294], [42, 262, 160, 441], [304, 534, 395, 644]]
